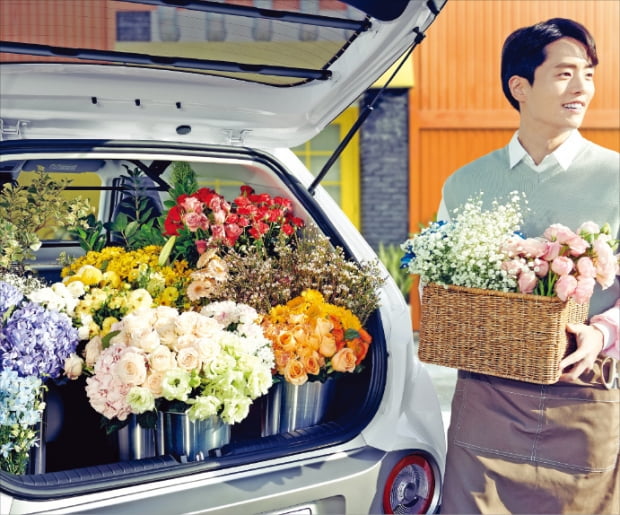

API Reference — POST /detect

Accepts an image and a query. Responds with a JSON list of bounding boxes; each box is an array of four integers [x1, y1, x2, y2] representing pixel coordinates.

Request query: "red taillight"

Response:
[[383, 454, 436, 514]]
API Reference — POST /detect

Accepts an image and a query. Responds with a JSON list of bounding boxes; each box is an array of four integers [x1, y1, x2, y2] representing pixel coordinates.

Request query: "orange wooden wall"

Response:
[[408, 0, 620, 329]]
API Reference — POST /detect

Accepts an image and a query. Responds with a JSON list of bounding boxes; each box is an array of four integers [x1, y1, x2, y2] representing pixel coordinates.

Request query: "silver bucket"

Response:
[[262, 380, 335, 436], [117, 415, 157, 461], [157, 412, 230, 462]]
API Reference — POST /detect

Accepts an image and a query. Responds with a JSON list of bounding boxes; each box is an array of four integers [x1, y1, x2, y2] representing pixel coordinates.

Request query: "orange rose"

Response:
[[274, 349, 291, 372], [314, 316, 333, 338], [318, 334, 337, 358], [329, 316, 345, 350], [283, 359, 308, 385], [277, 330, 297, 352], [347, 337, 370, 365], [359, 328, 372, 343], [330, 347, 357, 373], [301, 350, 322, 376]]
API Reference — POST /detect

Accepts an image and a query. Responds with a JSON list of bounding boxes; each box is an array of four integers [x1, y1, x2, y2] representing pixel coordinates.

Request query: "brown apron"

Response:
[[441, 359, 620, 514]]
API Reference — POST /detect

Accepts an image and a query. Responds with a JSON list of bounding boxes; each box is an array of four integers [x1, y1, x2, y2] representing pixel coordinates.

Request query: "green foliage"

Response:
[[105, 166, 166, 250], [0, 167, 92, 268], [378, 242, 413, 300], [69, 213, 107, 252], [167, 161, 199, 200]]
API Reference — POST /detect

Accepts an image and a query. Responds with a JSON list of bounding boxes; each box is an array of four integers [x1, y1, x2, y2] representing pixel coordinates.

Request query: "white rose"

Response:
[[116, 348, 148, 386], [65, 279, 86, 298], [195, 337, 220, 365], [173, 334, 196, 352], [84, 336, 103, 367], [175, 311, 202, 336], [145, 370, 166, 397], [148, 345, 175, 372], [176, 347, 201, 372], [64, 353, 84, 380], [134, 330, 161, 353], [123, 310, 155, 340]]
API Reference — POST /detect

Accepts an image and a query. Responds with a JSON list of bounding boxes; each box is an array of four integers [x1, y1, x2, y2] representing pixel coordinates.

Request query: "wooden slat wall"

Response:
[[0, 0, 109, 62], [408, 0, 620, 329]]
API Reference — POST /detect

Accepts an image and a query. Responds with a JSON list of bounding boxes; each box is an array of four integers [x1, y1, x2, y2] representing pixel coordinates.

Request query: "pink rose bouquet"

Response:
[[501, 221, 619, 304], [162, 184, 304, 267]]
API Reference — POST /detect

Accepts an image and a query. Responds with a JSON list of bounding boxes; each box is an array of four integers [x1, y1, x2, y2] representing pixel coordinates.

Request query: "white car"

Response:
[[0, 1, 447, 513]]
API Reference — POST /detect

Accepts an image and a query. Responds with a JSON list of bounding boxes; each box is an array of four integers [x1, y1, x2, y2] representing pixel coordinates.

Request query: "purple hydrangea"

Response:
[[0, 301, 79, 380], [0, 281, 24, 318]]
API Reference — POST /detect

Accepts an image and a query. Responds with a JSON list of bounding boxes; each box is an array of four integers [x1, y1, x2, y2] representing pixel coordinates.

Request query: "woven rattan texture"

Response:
[[419, 283, 590, 384]]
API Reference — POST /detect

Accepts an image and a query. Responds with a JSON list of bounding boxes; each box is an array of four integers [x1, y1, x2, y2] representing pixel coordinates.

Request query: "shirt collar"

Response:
[[508, 130, 585, 171]]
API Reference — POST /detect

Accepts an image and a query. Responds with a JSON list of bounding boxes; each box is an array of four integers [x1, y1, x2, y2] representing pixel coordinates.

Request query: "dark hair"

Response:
[[501, 18, 598, 110]]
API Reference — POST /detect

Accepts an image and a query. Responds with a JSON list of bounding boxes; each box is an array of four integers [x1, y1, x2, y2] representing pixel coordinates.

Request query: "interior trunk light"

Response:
[[383, 453, 436, 514]]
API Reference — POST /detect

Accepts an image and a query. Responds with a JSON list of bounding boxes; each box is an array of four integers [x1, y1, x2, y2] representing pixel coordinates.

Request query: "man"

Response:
[[438, 18, 619, 514]]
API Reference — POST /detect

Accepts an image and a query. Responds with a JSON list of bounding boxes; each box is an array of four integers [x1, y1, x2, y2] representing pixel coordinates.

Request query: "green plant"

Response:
[[0, 167, 91, 268], [105, 166, 166, 250], [378, 242, 413, 300]]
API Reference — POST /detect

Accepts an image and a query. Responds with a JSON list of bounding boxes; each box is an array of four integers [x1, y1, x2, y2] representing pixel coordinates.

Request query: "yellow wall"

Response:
[[408, 0, 620, 328]]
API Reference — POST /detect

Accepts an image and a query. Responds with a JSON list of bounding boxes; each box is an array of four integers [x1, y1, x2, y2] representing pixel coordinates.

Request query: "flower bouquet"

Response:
[[261, 289, 372, 386], [162, 181, 304, 267], [0, 276, 80, 474], [260, 289, 373, 434], [401, 192, 619, 384], [84, 301, 274, 434]]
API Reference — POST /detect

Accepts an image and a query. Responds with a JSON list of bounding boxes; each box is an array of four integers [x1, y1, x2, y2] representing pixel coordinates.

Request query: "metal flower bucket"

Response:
[[157, 411, 230, 462], [261, 379, 335, 437], [117, 415, 157, 461]]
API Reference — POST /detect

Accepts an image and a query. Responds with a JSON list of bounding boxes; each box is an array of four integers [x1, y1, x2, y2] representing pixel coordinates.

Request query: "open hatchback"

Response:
[[0, 1, 447, 514]]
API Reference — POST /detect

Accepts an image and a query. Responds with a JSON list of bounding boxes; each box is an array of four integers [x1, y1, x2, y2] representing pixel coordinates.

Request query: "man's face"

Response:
[[518, 37, 595, 134]]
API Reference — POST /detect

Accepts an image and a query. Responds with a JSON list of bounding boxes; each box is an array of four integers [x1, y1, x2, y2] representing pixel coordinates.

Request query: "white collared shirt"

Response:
[[508, 129, 585, 172]]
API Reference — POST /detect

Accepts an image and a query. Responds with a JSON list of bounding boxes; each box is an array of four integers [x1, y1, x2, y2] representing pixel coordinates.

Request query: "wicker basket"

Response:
[[419, 283, 590, 384]]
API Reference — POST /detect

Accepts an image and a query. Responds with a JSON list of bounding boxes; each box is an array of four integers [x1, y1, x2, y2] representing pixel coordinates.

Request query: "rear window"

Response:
[[0, 0, 370, 85]]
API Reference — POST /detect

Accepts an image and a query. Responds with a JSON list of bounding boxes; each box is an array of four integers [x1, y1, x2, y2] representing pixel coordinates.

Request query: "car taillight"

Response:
[[383, 453, 436, 514]]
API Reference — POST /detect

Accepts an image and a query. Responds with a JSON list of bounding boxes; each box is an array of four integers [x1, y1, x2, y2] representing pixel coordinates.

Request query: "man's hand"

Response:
[[559, 323, 604, 382]]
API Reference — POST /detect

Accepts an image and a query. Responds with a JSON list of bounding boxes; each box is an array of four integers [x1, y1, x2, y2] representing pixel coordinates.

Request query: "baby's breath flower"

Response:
[[401, 192, 525, 291]]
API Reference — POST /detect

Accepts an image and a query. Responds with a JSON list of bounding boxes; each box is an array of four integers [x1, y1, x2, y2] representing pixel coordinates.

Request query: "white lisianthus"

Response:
[[126, 386, 155, 413], [220, 396, 252, 425], [161, 368, 192, 402], [187, 395, 220, 421]]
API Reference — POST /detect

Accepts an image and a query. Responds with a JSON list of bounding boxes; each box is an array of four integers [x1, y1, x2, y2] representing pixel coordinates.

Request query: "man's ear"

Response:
[[508, 75, 528, 103]]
